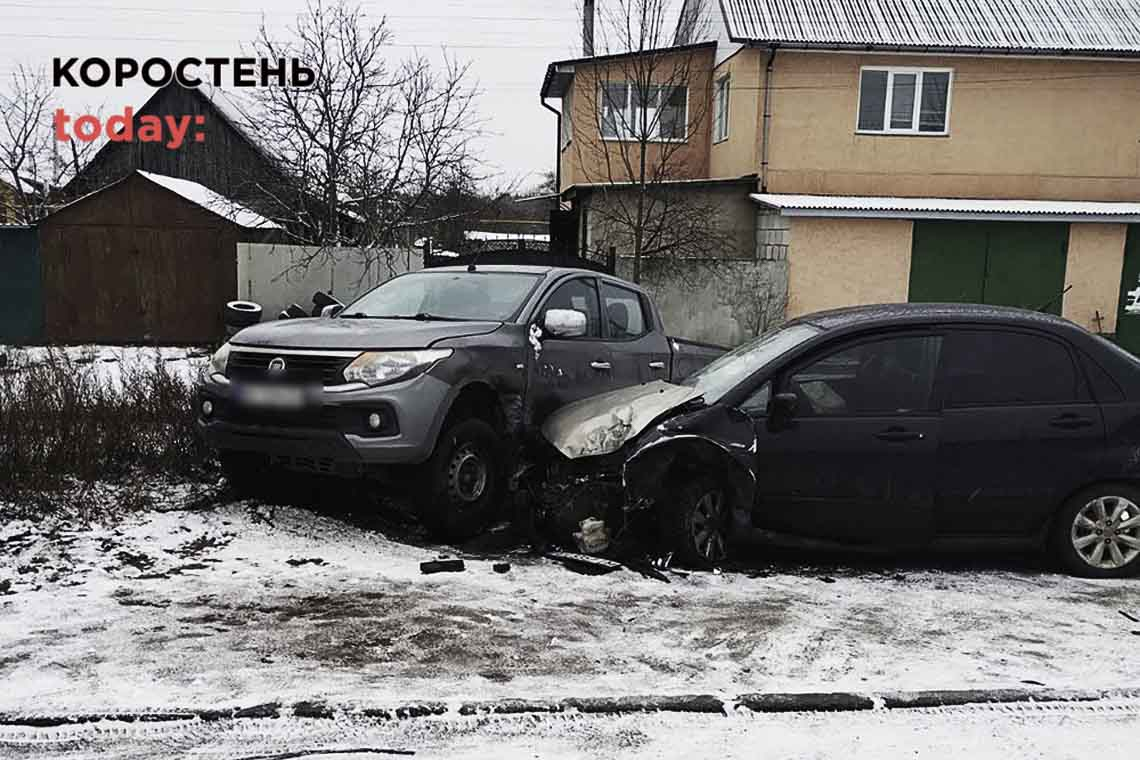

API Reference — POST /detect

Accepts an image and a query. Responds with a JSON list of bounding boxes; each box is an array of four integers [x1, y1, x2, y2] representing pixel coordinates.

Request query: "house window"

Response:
[[599, 82, 688, 141], [560, 88, 573, 149], [713, 74, 730, 143], [857, 67, 952, 135]]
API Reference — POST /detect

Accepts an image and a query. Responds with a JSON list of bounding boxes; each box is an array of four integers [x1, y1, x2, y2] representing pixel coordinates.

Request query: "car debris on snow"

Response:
[[546, 550, 622, 575], [419, 558, 465, 574]]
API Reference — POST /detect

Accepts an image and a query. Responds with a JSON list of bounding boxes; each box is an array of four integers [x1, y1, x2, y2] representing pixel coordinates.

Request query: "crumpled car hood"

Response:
[[541, 380, 702, 459]]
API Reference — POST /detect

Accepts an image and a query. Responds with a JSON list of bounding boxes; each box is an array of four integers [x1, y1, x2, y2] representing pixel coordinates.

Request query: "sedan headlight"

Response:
[[343, 349, 452, 387], [209, 342, 232, 377]]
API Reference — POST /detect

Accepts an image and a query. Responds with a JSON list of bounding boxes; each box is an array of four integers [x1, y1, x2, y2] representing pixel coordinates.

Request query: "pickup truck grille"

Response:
[[226, 350, 354, 386]]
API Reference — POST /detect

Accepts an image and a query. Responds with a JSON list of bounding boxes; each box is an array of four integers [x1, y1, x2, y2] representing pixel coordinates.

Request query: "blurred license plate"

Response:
[[236, 383, 312, 411]]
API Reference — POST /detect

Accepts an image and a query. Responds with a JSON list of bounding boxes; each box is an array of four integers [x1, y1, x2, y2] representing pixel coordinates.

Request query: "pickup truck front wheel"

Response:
[[420, 418, 501, 541]]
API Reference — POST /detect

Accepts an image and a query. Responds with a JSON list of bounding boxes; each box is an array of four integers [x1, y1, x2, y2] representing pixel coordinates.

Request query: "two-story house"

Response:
[[542, 0, 1140, 350]]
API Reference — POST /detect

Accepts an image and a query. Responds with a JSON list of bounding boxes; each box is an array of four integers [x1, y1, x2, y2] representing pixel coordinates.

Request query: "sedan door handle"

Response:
[[590, 361, 612, 371], [1050, 413, 1094, 430], [874, 427, 924, 443], [648, 361, 666, 370]]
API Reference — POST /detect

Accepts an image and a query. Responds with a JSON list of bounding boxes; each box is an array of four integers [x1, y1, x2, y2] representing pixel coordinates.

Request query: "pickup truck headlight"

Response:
[[209, 342, 232, 377], [343, 349, 452, 387]]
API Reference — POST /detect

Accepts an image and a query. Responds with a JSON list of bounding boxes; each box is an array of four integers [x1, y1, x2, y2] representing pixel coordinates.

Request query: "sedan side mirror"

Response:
[[321, 304, 343, 318], [544, 308, 587, 338], [767, 392, 799, 432]]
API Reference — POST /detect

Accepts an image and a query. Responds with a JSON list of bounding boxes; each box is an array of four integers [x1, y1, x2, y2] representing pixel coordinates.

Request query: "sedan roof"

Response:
[[792, 302, 1079, 333]]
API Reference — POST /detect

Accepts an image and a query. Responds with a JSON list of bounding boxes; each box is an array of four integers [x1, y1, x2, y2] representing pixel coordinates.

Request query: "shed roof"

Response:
[[751, 193, 1140, 222], [138, 171, 281, 229], [722, 0, 1140, 55]]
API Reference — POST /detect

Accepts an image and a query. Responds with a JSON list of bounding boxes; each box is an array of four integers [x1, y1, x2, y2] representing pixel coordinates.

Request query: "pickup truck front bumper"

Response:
[[196, 371, 454, 473]]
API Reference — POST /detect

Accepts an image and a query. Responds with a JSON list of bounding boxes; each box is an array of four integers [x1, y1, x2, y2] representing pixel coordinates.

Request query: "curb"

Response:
[[3, 687, 1139, 728]]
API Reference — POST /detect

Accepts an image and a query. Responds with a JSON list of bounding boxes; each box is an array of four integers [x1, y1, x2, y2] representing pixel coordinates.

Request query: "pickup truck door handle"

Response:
[[1049, 413, 1094, 430], [590, 361, 612, 371], [874, 427, 924, 443], [648, 361, 666, 370]]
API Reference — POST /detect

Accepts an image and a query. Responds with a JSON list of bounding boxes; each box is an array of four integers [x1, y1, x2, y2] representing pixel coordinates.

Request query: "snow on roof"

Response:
[[751, 193, 1140, 222], [464, 230, 550, 242], [138, 171, 281, 229], [723, 0, 1140, 54]]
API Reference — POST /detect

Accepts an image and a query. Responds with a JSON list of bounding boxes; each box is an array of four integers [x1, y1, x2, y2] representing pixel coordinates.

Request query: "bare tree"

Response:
[[247, 0, 481, 276], [569, 0, 731, 283], [0, 65, 96, 223]]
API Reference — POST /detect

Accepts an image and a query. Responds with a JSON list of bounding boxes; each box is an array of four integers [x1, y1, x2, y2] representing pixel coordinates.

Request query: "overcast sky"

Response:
[[0, 0, 605, 191]]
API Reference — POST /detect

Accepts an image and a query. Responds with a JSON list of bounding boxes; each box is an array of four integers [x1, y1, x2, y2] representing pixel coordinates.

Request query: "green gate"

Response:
[[0, 226, 43, 344], [909, 221, 1069, 315], [1113, 225, 1140, 355]]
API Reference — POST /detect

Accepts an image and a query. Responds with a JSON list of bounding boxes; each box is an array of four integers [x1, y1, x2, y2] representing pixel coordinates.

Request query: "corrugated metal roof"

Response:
[[751, 193, 1140, 221], [723, 0, 1140, 54]]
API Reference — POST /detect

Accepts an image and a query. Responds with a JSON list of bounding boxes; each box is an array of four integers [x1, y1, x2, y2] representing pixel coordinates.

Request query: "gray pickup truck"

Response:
[[196, 265, 723, 537]]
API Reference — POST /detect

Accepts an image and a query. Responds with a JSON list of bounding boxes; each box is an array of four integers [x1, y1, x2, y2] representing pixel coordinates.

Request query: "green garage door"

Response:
[[909, 221, 1070, 315], [1114, 225, 1140, 355]]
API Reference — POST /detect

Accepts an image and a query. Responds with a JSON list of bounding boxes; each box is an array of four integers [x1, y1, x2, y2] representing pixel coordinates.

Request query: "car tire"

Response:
[[218, 451, 272, 499], [661, 475, 731, 567], [420, 418, 502, 542], [224, 300, 262, 328], [1051, 483, 1140, 578]]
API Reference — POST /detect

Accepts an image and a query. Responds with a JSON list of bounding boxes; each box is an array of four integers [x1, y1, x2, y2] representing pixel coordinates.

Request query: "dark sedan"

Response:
[[542, 303, 1140, 578]]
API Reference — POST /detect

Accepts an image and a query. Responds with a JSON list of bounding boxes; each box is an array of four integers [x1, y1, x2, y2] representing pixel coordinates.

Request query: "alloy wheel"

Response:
[[690, 489, 728, 562], [1070, 495, 1140, 570]]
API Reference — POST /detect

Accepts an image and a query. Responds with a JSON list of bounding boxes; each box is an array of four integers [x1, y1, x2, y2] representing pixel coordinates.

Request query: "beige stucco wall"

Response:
[[1062, 223, 1127, 333], [786, 217, 914, 318], [761, 52, 1140, 201], [558, 48, 715, 192], [709, 48, 763, 179]]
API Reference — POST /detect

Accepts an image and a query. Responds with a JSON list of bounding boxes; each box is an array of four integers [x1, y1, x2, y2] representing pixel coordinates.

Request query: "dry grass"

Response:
[[0, 350, 216, 510]]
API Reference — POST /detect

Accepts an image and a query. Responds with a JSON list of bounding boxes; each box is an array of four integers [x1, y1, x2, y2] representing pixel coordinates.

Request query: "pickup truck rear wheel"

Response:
[[661, 475, 731, 567], [420, 418, 501, 541]]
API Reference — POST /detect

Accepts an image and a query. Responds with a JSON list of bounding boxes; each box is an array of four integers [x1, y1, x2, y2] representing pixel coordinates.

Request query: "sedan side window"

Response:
[[740, 381, 772, 415], [788, 335, 942, 416], [943, 330, 1079, 407], [542, 278, 602, 338]]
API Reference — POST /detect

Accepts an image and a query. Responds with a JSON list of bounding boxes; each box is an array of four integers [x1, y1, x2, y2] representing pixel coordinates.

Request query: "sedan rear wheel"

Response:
[[1053, 486, 1140, 578]]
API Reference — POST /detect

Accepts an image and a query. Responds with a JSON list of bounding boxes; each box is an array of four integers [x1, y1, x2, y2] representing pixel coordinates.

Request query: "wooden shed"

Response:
[[38, 170, 280, 344]]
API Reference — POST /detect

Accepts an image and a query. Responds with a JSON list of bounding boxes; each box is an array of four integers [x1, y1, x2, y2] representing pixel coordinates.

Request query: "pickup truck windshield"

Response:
[[680, 323, 821, 403], [342, 271, 542, 321]]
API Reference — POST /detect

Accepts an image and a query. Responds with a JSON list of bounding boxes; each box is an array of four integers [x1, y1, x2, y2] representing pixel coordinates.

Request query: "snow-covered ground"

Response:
[[4, 700, 1140, 759], [0, 345, 209, 386], [2, 486, 1139, 717]]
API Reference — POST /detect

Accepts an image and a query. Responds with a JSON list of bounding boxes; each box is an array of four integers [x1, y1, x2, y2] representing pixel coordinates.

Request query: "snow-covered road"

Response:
[[3, 486, 1139, 720], [3, 700, 1140, 759]]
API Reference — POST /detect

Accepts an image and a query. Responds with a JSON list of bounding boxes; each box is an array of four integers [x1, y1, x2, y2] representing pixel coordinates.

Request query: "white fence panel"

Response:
[[236, 244, 421, 318]]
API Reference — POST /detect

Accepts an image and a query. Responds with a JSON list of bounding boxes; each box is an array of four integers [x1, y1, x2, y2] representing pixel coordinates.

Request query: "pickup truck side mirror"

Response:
[[767, 392, 799, 432], [321, 304, 343, 318], [544, 308, 588, 338]]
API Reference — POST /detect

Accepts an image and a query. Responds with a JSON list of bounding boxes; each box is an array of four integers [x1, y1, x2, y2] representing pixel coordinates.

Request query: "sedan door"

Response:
[[528, 276, 616, 423], [933, 329, 1105, 537], [751, 332, 943, 546]]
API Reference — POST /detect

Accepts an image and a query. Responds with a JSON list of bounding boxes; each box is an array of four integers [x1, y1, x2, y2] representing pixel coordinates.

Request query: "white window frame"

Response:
[[713, 74, 730, 143], [598, 81, 689, 143], [856, 66, 954, 136]]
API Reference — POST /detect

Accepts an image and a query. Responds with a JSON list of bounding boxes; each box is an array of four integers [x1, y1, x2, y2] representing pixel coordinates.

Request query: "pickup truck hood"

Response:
[[231, 317, 503, 350], [542, 380, 702, 459]]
